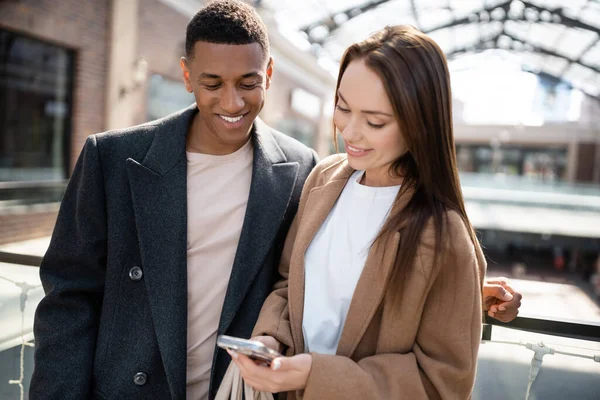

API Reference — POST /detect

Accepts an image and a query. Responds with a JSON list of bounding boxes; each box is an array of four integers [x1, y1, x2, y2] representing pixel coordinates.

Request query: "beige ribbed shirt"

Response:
[[185, 139, 253, 400]]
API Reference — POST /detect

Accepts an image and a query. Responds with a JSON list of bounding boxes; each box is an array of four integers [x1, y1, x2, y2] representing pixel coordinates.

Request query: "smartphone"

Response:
[[217, 335, 281, 364]]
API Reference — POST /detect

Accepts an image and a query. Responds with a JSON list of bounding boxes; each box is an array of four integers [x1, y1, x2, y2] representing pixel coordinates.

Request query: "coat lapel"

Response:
[[288, 162, 353, 353], [288, 160, 415, 357], [335, 232, 400, 357], [217, 119, 300, 334], [126, 105, 196, 399], [336, 186, 414, 357]]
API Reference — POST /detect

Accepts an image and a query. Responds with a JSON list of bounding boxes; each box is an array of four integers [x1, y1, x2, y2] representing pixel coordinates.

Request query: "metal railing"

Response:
[[0, 180, 67, 209], [480, 315, 600, 400], [483, 315, 600, 343]]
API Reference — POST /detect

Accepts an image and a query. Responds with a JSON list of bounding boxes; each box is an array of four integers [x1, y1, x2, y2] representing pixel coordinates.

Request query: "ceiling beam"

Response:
[[423, 0, 511, 34], [446, 43, 600, 102], [520, 0, 600, 36], [410, 0, 421, 31], [502, 31, 600, 75], [299, 0, 393, 44]]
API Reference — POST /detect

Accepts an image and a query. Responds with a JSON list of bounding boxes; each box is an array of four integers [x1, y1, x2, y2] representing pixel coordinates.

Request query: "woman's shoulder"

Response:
[[420, 209, 475, 254], [315, 153, 348, 174], [304, 153, 350, 189]]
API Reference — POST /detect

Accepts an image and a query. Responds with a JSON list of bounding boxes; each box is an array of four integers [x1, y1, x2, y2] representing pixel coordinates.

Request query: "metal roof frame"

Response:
[[293, 0, 600, 100]]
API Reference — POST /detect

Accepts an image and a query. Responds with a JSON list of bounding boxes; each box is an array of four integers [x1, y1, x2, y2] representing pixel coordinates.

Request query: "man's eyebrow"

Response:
[[337, 91, 393, 117], [198, 72, 262, 80], [198, 73, 221, 79], [241, 72, 262, 78]]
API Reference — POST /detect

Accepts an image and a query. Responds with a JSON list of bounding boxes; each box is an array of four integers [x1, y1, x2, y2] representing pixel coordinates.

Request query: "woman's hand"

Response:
[[252, 335, 283, 353], [228, 350, 312, 393]]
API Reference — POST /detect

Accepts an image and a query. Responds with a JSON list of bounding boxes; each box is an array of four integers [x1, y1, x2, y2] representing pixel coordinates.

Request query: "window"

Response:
[[147, 74, 195, 121], [0, 29, 74, 183]]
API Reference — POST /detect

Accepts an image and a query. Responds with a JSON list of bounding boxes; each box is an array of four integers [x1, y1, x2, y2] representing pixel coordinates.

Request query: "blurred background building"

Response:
[[1, 0, 599, 399]]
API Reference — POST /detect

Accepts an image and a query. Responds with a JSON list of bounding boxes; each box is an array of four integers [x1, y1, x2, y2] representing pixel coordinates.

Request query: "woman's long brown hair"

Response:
[[335, 25, 478, 305]]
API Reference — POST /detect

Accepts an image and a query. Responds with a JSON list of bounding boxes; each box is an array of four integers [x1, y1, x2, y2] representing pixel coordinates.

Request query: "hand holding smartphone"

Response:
[[217, 335, 282, 365]]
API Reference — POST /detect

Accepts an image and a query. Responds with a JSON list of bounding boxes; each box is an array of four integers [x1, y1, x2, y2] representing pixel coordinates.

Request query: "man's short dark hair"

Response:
[[185, 0, 270, 59]]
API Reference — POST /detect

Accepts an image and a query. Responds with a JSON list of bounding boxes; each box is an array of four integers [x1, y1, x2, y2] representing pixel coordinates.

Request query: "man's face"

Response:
[[181, 41, 273, 154]]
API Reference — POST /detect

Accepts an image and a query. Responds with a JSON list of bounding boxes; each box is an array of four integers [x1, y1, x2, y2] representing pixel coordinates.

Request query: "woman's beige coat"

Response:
[[253, 155, 486, 400]]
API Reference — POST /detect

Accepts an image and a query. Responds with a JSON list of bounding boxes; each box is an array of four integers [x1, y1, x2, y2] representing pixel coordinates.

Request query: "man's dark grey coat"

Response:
[[30, 105, 318, 399]]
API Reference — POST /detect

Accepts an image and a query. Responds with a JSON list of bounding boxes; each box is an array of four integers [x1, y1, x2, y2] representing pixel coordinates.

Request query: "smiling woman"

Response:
[[233, 24, 487, 400]]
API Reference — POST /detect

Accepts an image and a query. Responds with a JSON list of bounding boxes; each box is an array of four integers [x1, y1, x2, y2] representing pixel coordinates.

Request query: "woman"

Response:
[[229, 25, 486, 399]]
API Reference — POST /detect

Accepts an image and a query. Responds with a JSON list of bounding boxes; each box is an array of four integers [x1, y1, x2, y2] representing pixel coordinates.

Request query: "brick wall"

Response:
[[138, 0, 192, 81], [0, 0, 110, 244]]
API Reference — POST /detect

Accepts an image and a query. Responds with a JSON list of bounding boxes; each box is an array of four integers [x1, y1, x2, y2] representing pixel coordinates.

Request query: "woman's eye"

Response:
[[335, 105, 350, 113], [204, 84, 221, 90], [241, 83, 258, 89], [368, 122, 385, 129]]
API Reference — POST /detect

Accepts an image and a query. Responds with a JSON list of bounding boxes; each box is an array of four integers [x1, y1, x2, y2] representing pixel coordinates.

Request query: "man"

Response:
[[31, 1, 520, 399], [31, 2, 317, 399]]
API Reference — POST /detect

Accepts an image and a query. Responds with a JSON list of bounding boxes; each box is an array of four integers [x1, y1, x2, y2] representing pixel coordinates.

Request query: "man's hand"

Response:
[[229, 350, 312, 393], [483, 277, 522, 323]]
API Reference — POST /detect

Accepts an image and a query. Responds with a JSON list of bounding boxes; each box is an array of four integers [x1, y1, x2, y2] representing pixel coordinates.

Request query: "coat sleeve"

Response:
[[300, 216, 485, 400], [30, 135, 107, 400]]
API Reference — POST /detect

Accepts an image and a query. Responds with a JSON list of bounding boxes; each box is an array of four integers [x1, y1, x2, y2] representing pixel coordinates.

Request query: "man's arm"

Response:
[[30, 135, 107, 400]]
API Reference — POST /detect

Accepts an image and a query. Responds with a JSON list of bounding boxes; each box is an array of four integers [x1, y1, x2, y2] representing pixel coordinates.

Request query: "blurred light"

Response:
[[310, 43, 322, 55], [552, 14, 561, 23], [277, 25, 312, 52], [333, 13, 348, 25], [309, 25, 329, 41], [540, 10, 552, 22], [480, 11, 490, 22], [524, 8, 539, 22], [498, 35, 512, 49], [507, 9, 521, 19], [491, 8, 506, 21], [567, 89, 584, 122], [469, 13, 479, 23], [509, 0, 525, 17], [512, 40, 524, 51], [510, 0, 525, 12], [450, 55, 541, 125]]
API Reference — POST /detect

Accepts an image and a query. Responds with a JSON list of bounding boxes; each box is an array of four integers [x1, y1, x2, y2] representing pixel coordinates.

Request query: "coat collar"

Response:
[[134, 104, 288, 175], [288, 158, 414, 357], [126, 104, 297, 398]]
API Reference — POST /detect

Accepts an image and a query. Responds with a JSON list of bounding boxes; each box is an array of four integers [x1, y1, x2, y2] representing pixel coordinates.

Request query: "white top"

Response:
[[302, 170, 400, 355], [185, 139, 253, 400]]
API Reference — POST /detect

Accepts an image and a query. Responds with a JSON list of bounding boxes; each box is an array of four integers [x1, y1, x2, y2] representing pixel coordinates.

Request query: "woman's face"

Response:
[[334, 59, 408, 186]]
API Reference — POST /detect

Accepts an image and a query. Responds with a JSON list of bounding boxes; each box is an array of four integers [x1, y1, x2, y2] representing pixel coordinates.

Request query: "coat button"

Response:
[[133, 372, 147, 386], [129, 266, 143, 281]]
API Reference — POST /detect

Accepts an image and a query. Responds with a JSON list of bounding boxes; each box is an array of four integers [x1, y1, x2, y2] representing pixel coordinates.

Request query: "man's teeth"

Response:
[[220, 115, 243, 123]]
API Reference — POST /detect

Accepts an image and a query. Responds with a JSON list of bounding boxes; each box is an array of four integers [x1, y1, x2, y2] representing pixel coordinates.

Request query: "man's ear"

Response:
[[265, 57, 274, 89], [180, 57, 193, 93]]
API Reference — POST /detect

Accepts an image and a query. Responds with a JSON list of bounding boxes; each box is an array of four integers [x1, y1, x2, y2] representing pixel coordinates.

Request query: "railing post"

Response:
[[482, 323, 492, 341]]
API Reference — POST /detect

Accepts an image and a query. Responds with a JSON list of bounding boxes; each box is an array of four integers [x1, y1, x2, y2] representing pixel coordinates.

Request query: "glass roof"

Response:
[[259, 0, 600, 99]]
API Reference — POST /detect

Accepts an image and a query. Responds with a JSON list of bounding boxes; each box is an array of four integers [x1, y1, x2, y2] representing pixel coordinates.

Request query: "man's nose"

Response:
[[221, 87, 245, 114]]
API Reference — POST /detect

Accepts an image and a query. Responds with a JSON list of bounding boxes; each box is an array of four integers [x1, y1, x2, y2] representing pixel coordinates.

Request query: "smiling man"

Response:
[[30, 2, 317, 399]]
